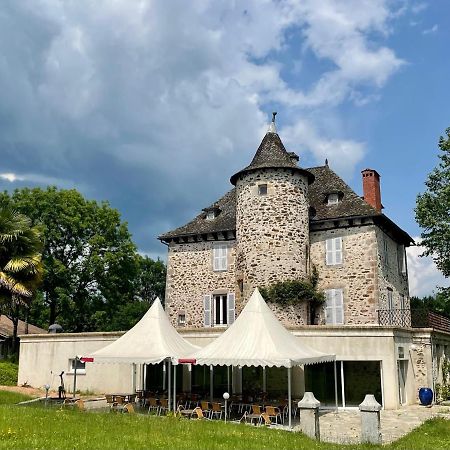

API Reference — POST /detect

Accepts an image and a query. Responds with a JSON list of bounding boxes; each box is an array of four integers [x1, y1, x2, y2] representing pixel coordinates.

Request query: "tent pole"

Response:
[[263, 367, 267, 393], [168, 359, 171, 411], [163, 361, 166, 390], [334, 360, 338, 413], [210, 365, 214, 403], [227, 366, 230, 393], [173, 364, 177, 412], [288, 367, 292, 429]]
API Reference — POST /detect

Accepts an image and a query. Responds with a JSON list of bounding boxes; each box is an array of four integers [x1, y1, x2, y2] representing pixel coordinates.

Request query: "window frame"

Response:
[[326, 237, 343, 266], [213, 244, 228, 271], [325, 288, 344, 325], [327, 193, 339, 205], [258, 184, 268, 196], [68, 358, 86, 375]]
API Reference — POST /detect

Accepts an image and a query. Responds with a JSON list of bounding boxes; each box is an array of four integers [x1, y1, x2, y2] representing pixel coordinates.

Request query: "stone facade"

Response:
[[165, 240, 236, 327], [309, 224, 379, 325]]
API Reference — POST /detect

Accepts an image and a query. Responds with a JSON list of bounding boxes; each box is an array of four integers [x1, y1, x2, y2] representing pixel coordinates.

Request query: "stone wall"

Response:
[[375, 228, 410, 312], [309, 225, 379, 325], [235, 168, 310, 324], [165, 240, 236, 327]]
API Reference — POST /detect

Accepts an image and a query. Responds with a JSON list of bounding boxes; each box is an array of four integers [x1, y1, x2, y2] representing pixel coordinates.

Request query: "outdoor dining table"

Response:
[[110, 393, 136, 403]]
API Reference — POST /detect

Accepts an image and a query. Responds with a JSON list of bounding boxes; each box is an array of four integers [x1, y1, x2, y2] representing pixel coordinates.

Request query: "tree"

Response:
[[0, 206, 44, 352], [1, 187, 139, 332], [135, 255, 166, 304], [416, 127, 450, 279]]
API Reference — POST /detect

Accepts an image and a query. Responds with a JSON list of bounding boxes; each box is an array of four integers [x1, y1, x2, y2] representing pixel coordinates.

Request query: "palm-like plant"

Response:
[[0, 206, 44, 352]]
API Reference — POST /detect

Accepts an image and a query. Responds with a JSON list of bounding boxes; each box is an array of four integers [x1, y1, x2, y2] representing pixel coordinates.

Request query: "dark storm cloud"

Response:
[[0, 1, 405, 256]]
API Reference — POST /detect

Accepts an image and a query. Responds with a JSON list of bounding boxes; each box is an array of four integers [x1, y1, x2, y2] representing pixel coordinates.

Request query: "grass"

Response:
[[0, 392, 448, 449], [0, 361, 18, 385], [0, 390, 33, 405]]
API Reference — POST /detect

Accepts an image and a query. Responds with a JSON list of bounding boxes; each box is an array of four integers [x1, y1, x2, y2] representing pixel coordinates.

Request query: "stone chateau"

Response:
[[17, 114, 450, 410], [160, 114, 412, 330]]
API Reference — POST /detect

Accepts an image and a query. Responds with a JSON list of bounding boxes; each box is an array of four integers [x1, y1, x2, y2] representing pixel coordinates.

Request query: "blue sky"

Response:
[[0, 0, 448, 296]]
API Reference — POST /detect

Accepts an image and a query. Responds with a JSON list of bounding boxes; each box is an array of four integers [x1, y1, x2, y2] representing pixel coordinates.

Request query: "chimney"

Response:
[[361, 169, 382, 212]]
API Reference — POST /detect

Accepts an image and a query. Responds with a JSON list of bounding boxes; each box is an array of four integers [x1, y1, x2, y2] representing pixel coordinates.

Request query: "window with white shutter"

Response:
[[325, 289, 344, 325], [398, 245, 406, 275], [203, 294, 212, 327], [326, 237, 343, 265], [227, 293, 235, 325], [213, 245, 228, 271]]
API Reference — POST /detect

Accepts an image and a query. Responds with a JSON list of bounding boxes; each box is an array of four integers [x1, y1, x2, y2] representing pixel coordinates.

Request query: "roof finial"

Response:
[[267, 111, 277, 133], [325, 158, 329, 166]]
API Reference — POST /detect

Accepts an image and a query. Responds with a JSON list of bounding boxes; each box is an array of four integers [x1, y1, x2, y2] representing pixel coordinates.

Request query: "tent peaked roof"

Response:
[[192, 288, 335, 368], [90, 298, 198, 364]]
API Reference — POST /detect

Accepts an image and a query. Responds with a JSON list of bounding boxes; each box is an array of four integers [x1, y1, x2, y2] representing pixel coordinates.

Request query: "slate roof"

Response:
[[230, 131, 314, 185], [159, 130, 413, 245]]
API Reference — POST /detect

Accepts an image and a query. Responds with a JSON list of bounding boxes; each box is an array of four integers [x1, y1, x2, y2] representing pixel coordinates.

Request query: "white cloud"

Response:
[[407, 238, 450, 297], [422, 24, 438, 35], [281, 120, 365, 177], [0, 173, 24, 182]]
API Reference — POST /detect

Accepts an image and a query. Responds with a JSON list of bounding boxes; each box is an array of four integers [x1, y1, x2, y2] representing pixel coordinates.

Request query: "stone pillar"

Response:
[[359, 394, 382, 444], [297, 392, 320, 440]]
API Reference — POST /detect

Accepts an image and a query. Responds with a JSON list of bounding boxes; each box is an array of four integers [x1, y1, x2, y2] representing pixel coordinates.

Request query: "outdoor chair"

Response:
[[245, 405, 263, 425], [258, 413, 272, 426], [123, 403, 135, 414], [147, 397, 159, 414], [159, 398, 169, 416], [200, 401, 211, 418], [264, 406, 282, 425], [74, 399, 85, 410], [191, 407, 209, 420], [210, 402, 223, 420], [105, 394, 117, 409], [115, 395, 125, 406]]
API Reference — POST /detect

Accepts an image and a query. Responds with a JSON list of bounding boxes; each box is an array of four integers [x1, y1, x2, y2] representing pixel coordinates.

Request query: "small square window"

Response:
[[258, 184, 268, 196], [69, 358, 86, 374], [327, 193, 339, 205], [178, 313, 186, 326]]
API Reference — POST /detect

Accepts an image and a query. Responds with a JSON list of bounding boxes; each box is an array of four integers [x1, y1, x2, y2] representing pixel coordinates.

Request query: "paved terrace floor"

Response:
[[317, 405, 450, 444]]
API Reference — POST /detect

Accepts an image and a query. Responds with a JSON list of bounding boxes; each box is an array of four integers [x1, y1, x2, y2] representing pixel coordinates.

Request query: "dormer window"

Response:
[[204, 207, 220, 221], [258, 184, 268, 196], [327, 193, 339, 205]]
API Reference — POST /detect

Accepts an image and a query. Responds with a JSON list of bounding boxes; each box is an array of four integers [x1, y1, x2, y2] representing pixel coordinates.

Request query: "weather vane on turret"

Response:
[[268, 112, 277, 133]]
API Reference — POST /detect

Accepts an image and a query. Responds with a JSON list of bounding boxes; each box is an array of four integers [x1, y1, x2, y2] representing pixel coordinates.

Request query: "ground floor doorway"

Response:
[[305, 360, 382, 408]]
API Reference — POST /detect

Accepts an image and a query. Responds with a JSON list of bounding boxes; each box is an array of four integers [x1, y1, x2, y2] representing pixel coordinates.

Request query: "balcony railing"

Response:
[[378, 308, 450, 333], [377, 309, 411, 327]]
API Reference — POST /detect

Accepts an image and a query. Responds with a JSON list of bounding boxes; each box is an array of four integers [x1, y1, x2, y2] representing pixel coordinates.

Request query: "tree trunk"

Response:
[[48, 291, 57, 325], [11, 313, 19, 355]]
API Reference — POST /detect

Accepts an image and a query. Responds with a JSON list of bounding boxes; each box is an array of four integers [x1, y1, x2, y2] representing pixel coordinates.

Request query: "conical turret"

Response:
[[234, 114, 313, 315]]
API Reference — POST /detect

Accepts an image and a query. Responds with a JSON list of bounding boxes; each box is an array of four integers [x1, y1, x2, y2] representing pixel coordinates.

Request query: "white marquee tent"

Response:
[[187, 288, 336, 427], [88, 298, 198, 409]]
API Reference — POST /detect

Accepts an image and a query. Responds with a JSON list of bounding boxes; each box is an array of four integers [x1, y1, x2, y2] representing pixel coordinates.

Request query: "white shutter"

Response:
[[326, 239, 333, 265], [325, 290, 333, 324], [334, 289, 344, 324], [203, 294, 212, 327], [326, 238, 342, 265], [335, 237, 343, 264], [220, 246, 228, 271], [213, 248, 220, 271], [213, 245, 228, 271], [227, 293, 235, 325]]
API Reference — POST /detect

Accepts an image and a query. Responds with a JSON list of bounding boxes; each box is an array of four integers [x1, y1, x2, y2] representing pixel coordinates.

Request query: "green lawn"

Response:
[[0, 391, 448, 449]]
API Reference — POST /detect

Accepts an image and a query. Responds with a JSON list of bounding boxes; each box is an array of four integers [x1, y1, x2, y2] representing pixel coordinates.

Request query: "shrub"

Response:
[[0, 361, 18, 386]]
